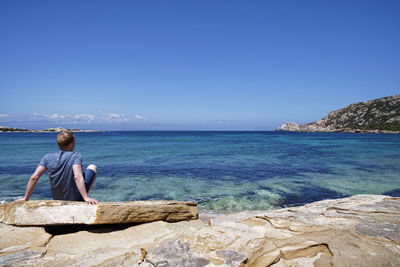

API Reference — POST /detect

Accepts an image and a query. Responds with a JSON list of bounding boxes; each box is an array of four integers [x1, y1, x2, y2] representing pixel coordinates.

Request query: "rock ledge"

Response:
[[0, 200, 198, 225]]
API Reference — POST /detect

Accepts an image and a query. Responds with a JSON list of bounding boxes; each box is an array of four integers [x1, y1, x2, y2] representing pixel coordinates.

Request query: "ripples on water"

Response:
[[0, 131, 399, 211]]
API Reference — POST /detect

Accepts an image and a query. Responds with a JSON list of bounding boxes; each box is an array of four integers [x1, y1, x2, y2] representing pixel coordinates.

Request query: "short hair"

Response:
[[57, 131, 75, 150]]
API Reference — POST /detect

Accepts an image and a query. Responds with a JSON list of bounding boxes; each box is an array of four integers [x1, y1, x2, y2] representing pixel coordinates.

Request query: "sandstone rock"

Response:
[[42, 221, 175, 266], [136, 195, 400, 267], [0, 200, 198, 225], [0, 223, 51, 266], [1, 195, 399, 266]]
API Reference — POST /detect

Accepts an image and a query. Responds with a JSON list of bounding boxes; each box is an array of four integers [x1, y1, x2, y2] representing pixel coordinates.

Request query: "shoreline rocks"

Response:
[[276, 122, 400, 134], [1, 195, 399, 266]]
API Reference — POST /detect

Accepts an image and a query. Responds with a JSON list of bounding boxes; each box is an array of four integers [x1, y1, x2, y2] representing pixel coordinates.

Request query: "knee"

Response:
[[87, 164, 97, 173]]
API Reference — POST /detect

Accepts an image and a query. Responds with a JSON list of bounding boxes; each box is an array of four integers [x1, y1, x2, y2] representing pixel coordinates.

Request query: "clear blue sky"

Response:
[[1, 0, 399, 130]]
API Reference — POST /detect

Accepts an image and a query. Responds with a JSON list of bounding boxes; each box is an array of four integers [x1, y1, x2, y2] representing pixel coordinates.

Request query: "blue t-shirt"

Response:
[[39, 151, 83, 201]]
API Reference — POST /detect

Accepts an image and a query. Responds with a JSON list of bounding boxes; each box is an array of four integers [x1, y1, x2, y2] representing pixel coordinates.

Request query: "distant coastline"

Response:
[[0, 126, 101, 133], [276, 123, 400, 134], [276, 95, 400, 134]]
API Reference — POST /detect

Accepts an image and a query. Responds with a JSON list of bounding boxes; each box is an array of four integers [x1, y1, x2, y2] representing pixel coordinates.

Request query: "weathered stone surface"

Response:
[[0, 200, 198, 225], [0, 224, 51, 251], [43, 221, 175, 266], [0, 223, 51, 266], [1, 195, 399, 266]]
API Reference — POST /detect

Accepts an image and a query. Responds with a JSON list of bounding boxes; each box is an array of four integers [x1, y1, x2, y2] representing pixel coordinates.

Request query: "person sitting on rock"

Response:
[[15, 130, 98, 204]]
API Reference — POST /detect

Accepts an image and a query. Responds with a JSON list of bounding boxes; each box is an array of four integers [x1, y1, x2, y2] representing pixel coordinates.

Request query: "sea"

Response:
[[1, 131, 399, 212]]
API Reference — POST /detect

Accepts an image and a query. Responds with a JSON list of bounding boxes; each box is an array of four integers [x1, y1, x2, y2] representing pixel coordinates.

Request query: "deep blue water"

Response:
[[1, 131, 399, 211]]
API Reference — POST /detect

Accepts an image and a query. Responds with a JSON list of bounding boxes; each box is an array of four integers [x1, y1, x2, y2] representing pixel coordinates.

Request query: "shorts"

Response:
[[83, 168, 96, 192]]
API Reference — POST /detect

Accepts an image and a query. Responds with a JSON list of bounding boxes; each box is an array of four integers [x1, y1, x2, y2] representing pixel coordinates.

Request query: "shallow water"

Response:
[[1, 131, 399, 211]]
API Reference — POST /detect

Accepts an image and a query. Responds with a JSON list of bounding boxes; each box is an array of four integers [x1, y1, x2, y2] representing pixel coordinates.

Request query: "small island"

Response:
[[277, 95, 400, 134], [0, 126, 101, 133]]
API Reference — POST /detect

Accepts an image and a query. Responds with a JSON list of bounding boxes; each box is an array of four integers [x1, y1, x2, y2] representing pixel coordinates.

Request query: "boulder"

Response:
[[0, 200, 198, 225]]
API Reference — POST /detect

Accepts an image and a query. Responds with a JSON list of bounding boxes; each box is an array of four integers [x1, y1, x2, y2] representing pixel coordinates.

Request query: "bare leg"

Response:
[[86, 164, 97, 192]]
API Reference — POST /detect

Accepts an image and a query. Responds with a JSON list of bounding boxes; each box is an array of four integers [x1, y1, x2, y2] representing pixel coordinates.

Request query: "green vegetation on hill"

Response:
[[320, 95, 400, 132]]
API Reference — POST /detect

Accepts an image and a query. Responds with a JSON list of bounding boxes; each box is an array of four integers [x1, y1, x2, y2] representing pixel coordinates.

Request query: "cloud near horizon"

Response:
[[100, 113, 129, 121], [0, 112, 146, 126], [135, 114, 145, 120], [74, 114, 96, 121]]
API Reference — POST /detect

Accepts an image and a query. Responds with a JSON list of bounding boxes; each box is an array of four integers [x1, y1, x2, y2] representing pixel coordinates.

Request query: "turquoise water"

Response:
[[0, 131, 399, 211]]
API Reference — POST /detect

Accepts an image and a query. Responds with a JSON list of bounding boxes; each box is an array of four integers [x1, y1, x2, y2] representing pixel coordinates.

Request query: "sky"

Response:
[[0, 0, 399, 130]]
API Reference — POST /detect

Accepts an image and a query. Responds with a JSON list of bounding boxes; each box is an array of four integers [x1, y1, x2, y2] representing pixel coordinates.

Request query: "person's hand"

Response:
[[14, 198, 27, 203], [84, 197, 98, 205]]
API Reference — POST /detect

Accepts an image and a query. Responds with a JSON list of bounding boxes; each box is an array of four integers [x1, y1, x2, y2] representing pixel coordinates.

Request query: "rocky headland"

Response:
[[277, 95, 400, 134], [0, 126, 101, 133], [1, 195, 399, 266]]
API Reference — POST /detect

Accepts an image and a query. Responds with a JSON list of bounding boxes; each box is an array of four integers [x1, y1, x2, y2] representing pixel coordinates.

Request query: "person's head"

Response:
[[57, 131, 75, 151]]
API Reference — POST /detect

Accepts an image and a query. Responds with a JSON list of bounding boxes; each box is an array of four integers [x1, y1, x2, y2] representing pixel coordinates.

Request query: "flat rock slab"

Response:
[[0, 200, 198, 226]]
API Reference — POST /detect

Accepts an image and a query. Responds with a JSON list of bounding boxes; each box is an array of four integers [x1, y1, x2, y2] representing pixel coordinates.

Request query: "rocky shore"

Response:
[[276, 122, 400, 134], [0, 126, 101, 133], [1, 195, 399, 266], [277, 95, 400, 134]]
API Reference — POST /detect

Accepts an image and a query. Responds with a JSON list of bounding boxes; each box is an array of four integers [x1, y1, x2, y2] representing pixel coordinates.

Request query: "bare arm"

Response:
[[15, 165, 47, 202], [72, 164, 98, 204]]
